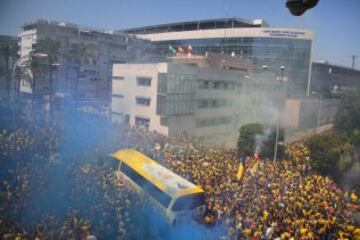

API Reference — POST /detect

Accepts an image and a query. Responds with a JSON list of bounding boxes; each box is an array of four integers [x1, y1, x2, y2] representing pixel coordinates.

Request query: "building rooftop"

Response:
[[0, 35, 20, 41], [169, 52, 252, 75], [312, 60, 360, 72], [123, 17, 269, 34], [22, 19, 133, 38]]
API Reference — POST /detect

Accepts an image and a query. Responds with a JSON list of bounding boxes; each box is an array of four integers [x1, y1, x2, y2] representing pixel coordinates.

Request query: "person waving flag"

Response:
[[168, 45, 176, 54], [187, 45, 193, 56], [237, 153, 246, 180], [177, 46, 185, 54]]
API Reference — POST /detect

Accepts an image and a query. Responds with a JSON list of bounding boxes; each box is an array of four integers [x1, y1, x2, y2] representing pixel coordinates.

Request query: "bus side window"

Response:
[[121, 162, 171, 208], [142, 180, 172, 208], [172, 194, 205, 211]]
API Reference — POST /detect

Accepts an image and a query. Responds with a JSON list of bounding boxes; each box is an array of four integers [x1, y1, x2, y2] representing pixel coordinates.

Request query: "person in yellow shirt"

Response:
[[261, 210, 269, 222], [351, 192, 358, 203], [353, 228, 360, 238], [300, 227, 307, 237], [243, 227, 251, 237], [281, 232, 291, 239]]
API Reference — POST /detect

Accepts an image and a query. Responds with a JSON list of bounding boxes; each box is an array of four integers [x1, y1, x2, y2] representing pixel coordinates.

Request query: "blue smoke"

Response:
[[1, 101, 229, 239]]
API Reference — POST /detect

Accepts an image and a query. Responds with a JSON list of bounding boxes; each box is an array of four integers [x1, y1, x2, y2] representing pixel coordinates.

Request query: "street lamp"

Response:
[[262, 65, 287, 163]]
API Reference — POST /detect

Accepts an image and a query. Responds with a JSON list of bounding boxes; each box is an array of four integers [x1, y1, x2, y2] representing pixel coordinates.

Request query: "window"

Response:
[[198, 80, 209, 89], [137, 77, 152, 86], [214, 82, 222, 89], [157, 95, 166, 115], [157, 74, 167, 93], [135, 116, 150, 129], [196, 117, 232, 127], [121, 163, 171, 208], [112, 94, 124, 98], [160, 117, 168, 126], [210, 99, 217, 108], [172, 193, 205, 211], [197, 99, 233, 109], [136, 96, 151, 106], [197, 99, 208, 108], [124, 114, 130, 124], [111, 111, 122, 116], [113, 76, 125, 80]]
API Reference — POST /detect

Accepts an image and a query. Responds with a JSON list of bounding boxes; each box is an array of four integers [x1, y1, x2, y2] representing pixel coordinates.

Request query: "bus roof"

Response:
[[112, 149, 204, 197]]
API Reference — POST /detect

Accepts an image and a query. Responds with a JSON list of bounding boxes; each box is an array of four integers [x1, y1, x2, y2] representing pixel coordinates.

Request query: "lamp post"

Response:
[[261, 65, 287, 163]]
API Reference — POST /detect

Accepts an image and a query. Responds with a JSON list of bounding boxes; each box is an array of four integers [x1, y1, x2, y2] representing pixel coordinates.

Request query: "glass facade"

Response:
[[195, 116, 232, 127], [156, 73, 197, 116], [154, 37, 311, 97]]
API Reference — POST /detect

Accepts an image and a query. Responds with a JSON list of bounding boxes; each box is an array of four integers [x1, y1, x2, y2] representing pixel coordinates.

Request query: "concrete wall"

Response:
[[284, 99, 300, 129], [284, 98, 339, 130], [111, 63, 169, 135], [112, 62, 250, 147]]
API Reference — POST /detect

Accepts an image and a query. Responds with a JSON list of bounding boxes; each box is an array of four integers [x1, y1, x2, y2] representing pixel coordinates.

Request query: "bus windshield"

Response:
[[172, 193, 205, 211]]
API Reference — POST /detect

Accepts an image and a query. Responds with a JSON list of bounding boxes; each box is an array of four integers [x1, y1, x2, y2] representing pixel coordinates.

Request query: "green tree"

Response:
[[32, 37, 61, 117], [67, 42, 95, 100], [22, 53, 48, 110], [0, 42, 19, 98], [334, 89, 360, 133], [306, 132, 347, 176], [237, 123, 263, 157], [337, 142, 360, 192]]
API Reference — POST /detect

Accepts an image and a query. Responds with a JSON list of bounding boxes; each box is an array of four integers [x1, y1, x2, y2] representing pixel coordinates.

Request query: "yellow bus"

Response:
[[111, 148, 206, 226]]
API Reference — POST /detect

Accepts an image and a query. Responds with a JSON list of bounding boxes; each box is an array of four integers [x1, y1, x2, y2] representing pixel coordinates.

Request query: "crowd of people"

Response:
[[0, 129, 35, 156], [0, 113, 359, 239], [165, 142, 360, 239]]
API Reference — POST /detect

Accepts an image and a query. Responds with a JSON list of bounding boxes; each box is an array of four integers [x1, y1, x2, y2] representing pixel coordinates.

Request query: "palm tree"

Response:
[[0, 42, 19, 99], [22, 53, 48, 112], [67, 42, 95, 101], [32, 37, 61, 118]]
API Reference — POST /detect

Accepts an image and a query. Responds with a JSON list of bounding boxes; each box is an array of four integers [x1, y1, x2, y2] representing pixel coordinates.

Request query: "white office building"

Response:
[[18, 19, 153, 101], [124, 18, 314, 97], [110, 53, 277, 147]]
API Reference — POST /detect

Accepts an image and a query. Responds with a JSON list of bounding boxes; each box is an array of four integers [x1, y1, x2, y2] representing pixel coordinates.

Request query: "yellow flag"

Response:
[[237, 162, 244, 180]]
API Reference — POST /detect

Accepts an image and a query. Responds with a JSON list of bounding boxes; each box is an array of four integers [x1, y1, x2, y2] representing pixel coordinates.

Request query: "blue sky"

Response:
[[0, 0, 359, 68]]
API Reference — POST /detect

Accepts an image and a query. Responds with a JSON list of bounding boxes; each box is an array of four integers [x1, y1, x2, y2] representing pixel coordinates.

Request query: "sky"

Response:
[[0, 0, 359, 68]]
